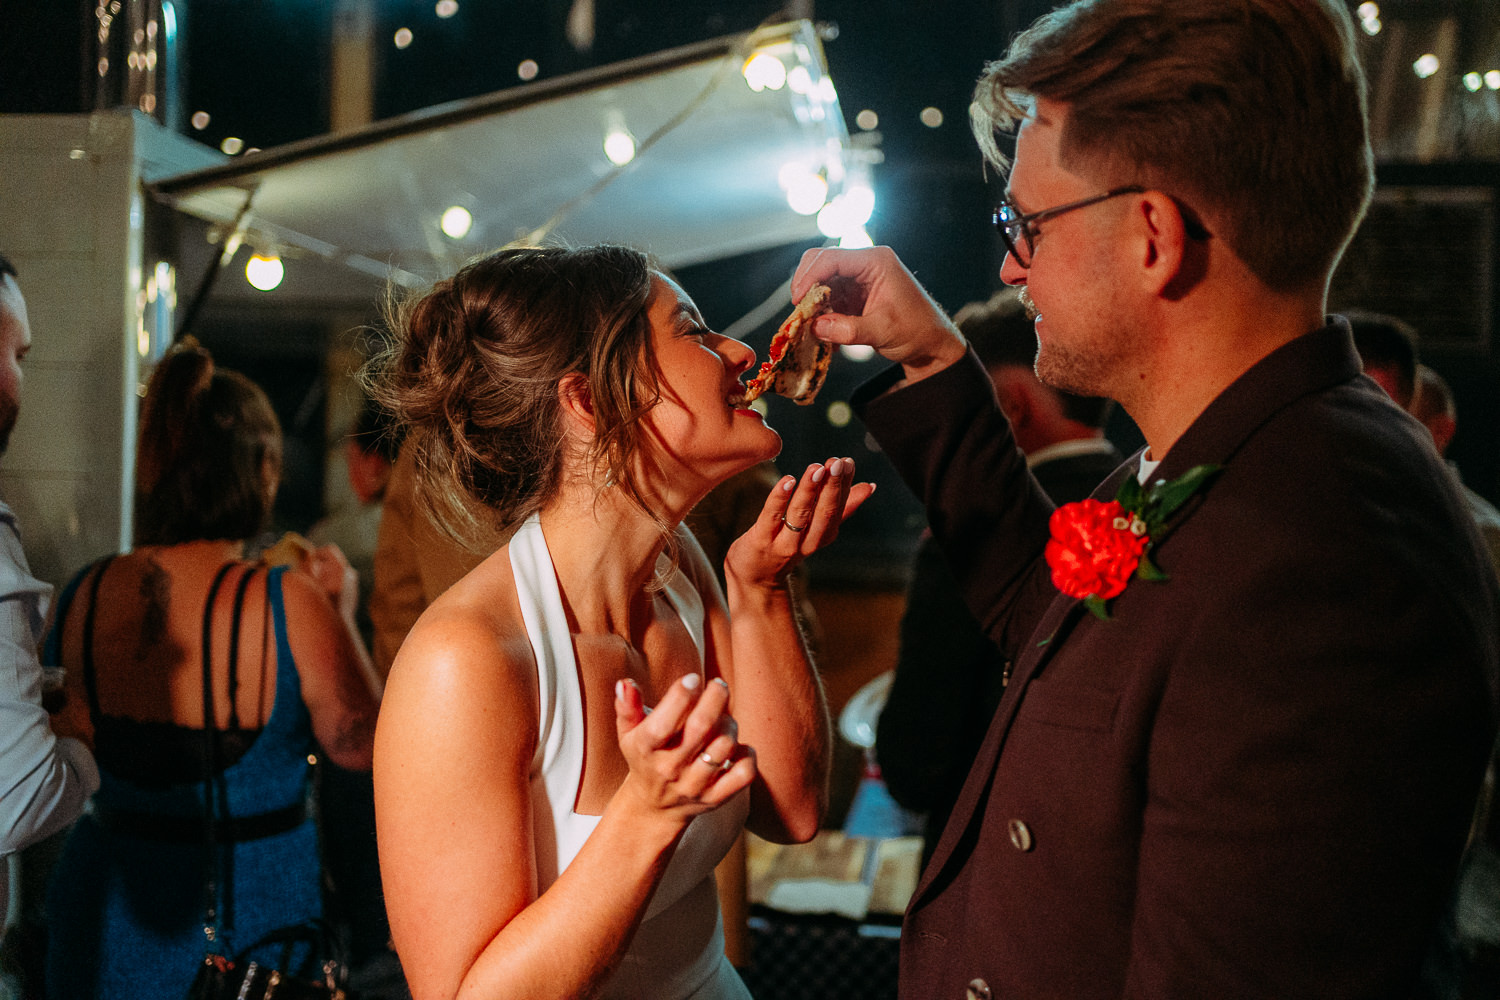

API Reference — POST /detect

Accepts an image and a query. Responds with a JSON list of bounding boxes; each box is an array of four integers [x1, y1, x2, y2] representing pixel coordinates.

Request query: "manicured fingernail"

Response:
[[615, 680, 626, 701], [782, 477, 795, 492], [828, 458, 845, 477], [812, 465, 827, 484], [713, 677, 730, 692], [681, 673, 701, 690]]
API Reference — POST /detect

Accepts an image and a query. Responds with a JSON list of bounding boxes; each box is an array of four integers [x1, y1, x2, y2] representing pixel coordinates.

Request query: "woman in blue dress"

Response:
[[44, 341, 383, 998]]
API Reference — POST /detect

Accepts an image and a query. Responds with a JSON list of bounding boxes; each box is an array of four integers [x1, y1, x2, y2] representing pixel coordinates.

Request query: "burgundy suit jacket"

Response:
[[854, 321, 1499, 999]]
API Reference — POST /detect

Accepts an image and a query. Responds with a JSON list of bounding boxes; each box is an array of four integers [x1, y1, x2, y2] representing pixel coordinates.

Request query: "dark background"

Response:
[[3, 0, 1498, 583]]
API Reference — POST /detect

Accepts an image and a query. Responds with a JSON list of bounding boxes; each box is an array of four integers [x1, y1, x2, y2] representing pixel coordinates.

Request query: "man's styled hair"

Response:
[[971, 0, 1374, 294], [955, 290, 1113, 429]]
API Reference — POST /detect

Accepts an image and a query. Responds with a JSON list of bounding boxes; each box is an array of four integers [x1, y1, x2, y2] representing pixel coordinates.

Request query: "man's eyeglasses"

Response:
[[992, 186, 1146, 268]]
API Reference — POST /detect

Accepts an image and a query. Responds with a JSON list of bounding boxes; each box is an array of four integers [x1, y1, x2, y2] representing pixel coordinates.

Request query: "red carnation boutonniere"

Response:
[[1045, 464, 1221, 620]]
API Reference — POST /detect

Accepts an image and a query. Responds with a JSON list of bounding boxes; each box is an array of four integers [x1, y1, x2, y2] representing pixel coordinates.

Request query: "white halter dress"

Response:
[[511, 515, 753, 1000]]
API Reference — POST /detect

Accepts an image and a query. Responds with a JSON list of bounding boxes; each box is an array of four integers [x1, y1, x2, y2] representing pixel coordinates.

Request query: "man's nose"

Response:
[[999, 251, 1028, 287]]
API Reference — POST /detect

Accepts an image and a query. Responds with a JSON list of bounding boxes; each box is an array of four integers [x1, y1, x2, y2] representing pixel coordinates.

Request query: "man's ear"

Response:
[[1137, 191, 1202, 300], [558, 373, 596, 437]]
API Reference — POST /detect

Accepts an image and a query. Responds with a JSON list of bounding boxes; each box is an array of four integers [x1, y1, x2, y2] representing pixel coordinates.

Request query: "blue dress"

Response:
[[44, 564, 322, 999]]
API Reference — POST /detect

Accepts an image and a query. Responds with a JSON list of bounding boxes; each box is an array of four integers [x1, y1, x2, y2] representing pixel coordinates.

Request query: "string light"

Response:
[[603, 129, 636, 166], [743, 53, 787, 92], [440, 206, 472, 239], [245, 253, 283, 292]]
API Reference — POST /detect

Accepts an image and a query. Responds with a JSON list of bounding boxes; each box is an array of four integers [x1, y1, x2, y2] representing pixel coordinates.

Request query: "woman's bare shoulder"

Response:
[[383, 554, 538, 719]]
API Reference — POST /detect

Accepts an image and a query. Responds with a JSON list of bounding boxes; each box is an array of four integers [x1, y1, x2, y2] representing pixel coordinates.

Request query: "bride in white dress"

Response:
[[371, 244, 871, 1000]]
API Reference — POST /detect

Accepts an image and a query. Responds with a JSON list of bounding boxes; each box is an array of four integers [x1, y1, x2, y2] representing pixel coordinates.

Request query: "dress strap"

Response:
[[77, 556, 119, 725], [225, 564, 262, 732]]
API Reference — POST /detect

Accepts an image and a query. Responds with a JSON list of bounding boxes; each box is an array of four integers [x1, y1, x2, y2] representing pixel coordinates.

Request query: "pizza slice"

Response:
[[741, 284, 835, 406]]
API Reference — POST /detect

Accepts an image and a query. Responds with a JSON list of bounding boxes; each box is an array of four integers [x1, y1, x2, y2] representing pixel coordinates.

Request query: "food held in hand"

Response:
[[740, 284, 835, 405], [262, 531, 314, 568]]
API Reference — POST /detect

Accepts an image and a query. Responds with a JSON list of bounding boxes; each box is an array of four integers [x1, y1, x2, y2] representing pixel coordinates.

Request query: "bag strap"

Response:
[[199, 560, 257, 951]]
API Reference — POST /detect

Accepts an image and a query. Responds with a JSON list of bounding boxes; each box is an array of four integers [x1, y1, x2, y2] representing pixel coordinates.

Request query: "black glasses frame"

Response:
[[992, 185, 1147, 267]]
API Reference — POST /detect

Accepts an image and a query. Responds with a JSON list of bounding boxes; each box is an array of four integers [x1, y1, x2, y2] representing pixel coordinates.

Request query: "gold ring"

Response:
[[781, 516, 806, 533]]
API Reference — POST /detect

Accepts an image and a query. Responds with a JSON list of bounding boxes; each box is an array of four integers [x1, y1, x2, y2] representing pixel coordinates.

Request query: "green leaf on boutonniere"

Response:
[[1115, 473, 1145, 513], [1083, 595, 1111, 621], [1135, 464, 1222, 525], [1135, 551, 1168, 581]]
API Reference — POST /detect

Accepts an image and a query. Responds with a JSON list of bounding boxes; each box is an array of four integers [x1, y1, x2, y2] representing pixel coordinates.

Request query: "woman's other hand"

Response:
[[613, 674, 754, 829], [723, 457, 876, 590]]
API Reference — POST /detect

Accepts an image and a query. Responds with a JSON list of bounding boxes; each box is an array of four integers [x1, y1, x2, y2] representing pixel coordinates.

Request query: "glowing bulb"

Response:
[[1413, 54, 1440, 79], [245, 253, 283, 292], [440, 206, 472, 239], [603, 129, 636, 166], [190, 110, 210, 130], [855, 109, 878, 131], [743, 53, 787, 93], [517, 59, 539, 81], [819, 194, 873, 239], [435, 0, 458, 17], [783, 171, 828, 216], [826, 401, 853, 428], [787, 65, 813, 95], [839, 228, 875, 250], [394, 27, 413, 49], [1465, 73, 1483, 92], [920, 106, 944, 128], [842, 184, 876, 227], [219, 136, 243, 155], [1487, 70, 1500, 91]]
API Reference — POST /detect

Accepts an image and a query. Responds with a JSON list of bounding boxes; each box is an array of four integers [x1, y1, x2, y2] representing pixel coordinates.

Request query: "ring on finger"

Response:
[[781, 515, 806, 533], [700, 751, 724, 768]]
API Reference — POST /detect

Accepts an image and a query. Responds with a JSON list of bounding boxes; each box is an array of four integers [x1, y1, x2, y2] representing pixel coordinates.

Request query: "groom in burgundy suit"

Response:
[[794, 1, 1499, 997]]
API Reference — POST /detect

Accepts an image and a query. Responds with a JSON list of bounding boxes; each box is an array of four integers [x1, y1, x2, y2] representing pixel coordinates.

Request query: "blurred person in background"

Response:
[[0, 254, 99, 999], [310, 396, 401, 650], [877, 288, 1121, 864], [42, 340, 381, 998], [1347, 310, 1420, 410], [309, 396, 405, 992], [1406, 363, 1500, 1000]]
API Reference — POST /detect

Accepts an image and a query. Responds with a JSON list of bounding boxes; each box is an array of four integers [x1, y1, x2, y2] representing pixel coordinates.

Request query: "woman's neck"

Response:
[[135, 537, 247, 562], [537, 487, 671, 637]]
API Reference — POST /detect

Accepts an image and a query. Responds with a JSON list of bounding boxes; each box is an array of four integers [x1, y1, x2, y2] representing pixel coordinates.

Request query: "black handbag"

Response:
[[182, 563, 354, 1000]]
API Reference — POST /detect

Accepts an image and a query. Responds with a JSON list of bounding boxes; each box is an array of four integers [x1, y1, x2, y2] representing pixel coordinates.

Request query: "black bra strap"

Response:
[[200, 560, 238, 945], [78, 556, 119, 725], [225, 565, 260, 733]]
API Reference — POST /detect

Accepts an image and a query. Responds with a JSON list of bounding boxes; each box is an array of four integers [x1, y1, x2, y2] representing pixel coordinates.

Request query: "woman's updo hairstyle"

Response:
[[134, 338, 283, 545], [371, 244, 660, 547]]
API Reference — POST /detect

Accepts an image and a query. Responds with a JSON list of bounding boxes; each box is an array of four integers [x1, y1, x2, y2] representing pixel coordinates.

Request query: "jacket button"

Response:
[[967, 978, 992, 1000], [1008, 818, 1034, 852]]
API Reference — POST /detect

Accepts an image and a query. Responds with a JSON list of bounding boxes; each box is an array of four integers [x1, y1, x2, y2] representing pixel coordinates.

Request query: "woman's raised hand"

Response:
[[303, 542, 361, 625], [613, 673, 755, 826], [723, 457, 876, 589]]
